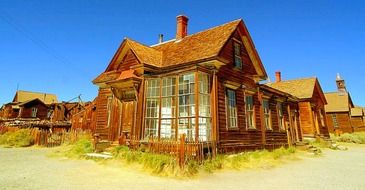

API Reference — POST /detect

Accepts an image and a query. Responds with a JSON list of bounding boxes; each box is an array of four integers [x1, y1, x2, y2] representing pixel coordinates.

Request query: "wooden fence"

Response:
[[128, 134, 216, 166], [32, 129, 88, 147], [0, 126, 91, 147]]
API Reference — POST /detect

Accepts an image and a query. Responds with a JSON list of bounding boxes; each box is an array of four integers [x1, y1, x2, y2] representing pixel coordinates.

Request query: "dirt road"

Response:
[[1, 145, 365, 190]]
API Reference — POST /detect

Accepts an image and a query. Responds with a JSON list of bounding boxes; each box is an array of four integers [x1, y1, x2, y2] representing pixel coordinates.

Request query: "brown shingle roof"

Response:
[[92, 70, 121, 84], [152, 19, 241, 66], [324, 92, 351, 112], [13, 90, 58, 104], [94, 18, 267, 84], [126, 38, 162, 67], [266, 78, 317, 99]]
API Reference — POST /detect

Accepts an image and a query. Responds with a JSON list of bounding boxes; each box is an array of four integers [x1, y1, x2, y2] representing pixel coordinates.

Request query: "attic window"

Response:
[[233, 41, 242, 69]]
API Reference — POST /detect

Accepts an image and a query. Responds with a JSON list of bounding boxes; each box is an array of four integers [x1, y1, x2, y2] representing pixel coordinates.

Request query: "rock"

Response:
[[85, 153, 113, 159]]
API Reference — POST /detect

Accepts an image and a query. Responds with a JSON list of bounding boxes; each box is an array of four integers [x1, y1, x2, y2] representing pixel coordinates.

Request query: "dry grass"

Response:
[[109, 146, 298, 177], [0, 129, 34, 147], [331, 132, 365, 144]]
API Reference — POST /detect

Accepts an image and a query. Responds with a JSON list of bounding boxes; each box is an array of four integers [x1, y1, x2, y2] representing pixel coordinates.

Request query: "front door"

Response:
[[120, 101, 135, 144], [290, 111, 299, 143]]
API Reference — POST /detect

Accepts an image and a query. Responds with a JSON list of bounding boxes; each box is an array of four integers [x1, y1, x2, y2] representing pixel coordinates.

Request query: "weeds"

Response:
[[0, 129, 34, 147], [331, 132, 365, 144], [51, 134, 93, 159]]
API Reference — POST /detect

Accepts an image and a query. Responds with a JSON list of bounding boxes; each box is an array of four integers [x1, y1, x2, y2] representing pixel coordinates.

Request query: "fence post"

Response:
[[179, 134, 185, 168]]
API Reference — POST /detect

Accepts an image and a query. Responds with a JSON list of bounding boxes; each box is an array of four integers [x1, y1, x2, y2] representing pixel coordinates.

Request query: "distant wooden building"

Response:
[[0, 90, 84, 130], [351, 106, 365, 132], [266, 72, 330, 139], [91, 16, 301, 152], [71, 100, 97, 133], [324, 74, 354, 134], [0, 90, 58, 120]]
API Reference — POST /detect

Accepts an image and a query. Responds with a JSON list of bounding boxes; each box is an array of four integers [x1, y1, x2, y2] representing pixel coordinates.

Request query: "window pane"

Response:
[[246, 96, 255, 129], [178, 118, 195, 141], [160, 119, 176, 139], [226, 89, 237, 128], [144, 79, 161, 139]]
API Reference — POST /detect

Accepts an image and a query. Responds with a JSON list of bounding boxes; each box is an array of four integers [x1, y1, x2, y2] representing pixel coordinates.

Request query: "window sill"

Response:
[[227, 127, 239, 131], [265, 129, 273, 132], [232, 67, 242, 72], [247, 128, 257, 131]]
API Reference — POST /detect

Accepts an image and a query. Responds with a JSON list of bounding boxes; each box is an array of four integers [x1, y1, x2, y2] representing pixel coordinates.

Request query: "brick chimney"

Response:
[[275, 71, 281, 82], [176, 15, 188, 40]]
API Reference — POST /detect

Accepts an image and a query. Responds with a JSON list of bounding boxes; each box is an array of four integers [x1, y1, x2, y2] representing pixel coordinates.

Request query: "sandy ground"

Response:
[[1, 145, 365, 190]]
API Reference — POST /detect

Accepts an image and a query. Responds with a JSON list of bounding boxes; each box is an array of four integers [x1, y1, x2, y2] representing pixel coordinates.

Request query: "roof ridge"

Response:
[[151, 19, 242, 47], [17, 90, 57, 96], [124, 37, 162, 66], [275, 76, 317, 83], [125, 38, 162, 53]]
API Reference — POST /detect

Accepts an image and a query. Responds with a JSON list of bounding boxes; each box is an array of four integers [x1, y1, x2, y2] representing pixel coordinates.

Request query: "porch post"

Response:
[[258, 87, 266, 147], [195, 71, 199, 142], [287, 104, 293, 146], [211, 69, 218, 143]]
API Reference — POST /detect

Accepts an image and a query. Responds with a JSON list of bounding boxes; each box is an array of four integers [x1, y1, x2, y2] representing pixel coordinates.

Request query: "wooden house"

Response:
[[49, 102, 90, 122], [92, 15, 302, 152], [266, 72, 330, 139], [71, 100, 97, 133], [324, 74, 354, 134], [351, 106, 365, 132], [0, 90, 58, 120]]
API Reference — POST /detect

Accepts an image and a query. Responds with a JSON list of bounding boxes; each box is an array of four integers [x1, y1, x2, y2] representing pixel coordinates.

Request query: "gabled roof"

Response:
[[266, 78, 316, 99], [266, 77, 327, 104], [124, 38, 162, 67], [13, 90, 58, 104], [351, 106, 364, 116], [324, 92, 354, 112], [17, 98, 47, 107], [152, 19, 241, 67], [259, 84, 299, 101], [95, 18, 267, 84]]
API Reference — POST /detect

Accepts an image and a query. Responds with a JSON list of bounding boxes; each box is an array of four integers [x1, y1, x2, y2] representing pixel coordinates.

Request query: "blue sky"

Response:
[[1, 0, 364, 106]]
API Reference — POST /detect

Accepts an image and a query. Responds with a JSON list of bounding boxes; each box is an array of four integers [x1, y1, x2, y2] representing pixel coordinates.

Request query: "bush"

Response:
[[331, 132, 365, 144], [64, 134, 93, 158], [111, 146, 179, 176], [0, 129, 34, 147]]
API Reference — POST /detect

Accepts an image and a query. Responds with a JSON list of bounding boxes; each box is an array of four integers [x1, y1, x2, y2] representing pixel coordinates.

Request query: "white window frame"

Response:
[[263, 100, 272, 130], [233, 41, 243, 69], [245, 95, 256, 129], [31, 107, 38, 118], [226, 89, 238, 129], [277, 102, 285, 130]]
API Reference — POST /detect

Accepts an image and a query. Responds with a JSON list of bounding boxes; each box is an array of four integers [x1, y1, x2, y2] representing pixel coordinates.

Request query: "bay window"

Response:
[[144, 71, 211, 141], [145, 79, 160, 138]]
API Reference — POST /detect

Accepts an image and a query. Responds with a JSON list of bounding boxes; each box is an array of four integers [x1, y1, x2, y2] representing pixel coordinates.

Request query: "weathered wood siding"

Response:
[[298, 102, 315, 137], [265, 101, 288, 145], [351, 116, 364, 132], [95, 88, 113, 140], [0, 105, 19, 118], [326, 114, 335, 133], [20, 103, 48, 119], [214, 30, 291, 152], [325, 112, 353, 134], [335, 113, 353, 133], [318, 111, 330, 138], [71, 102, 97, 133]]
